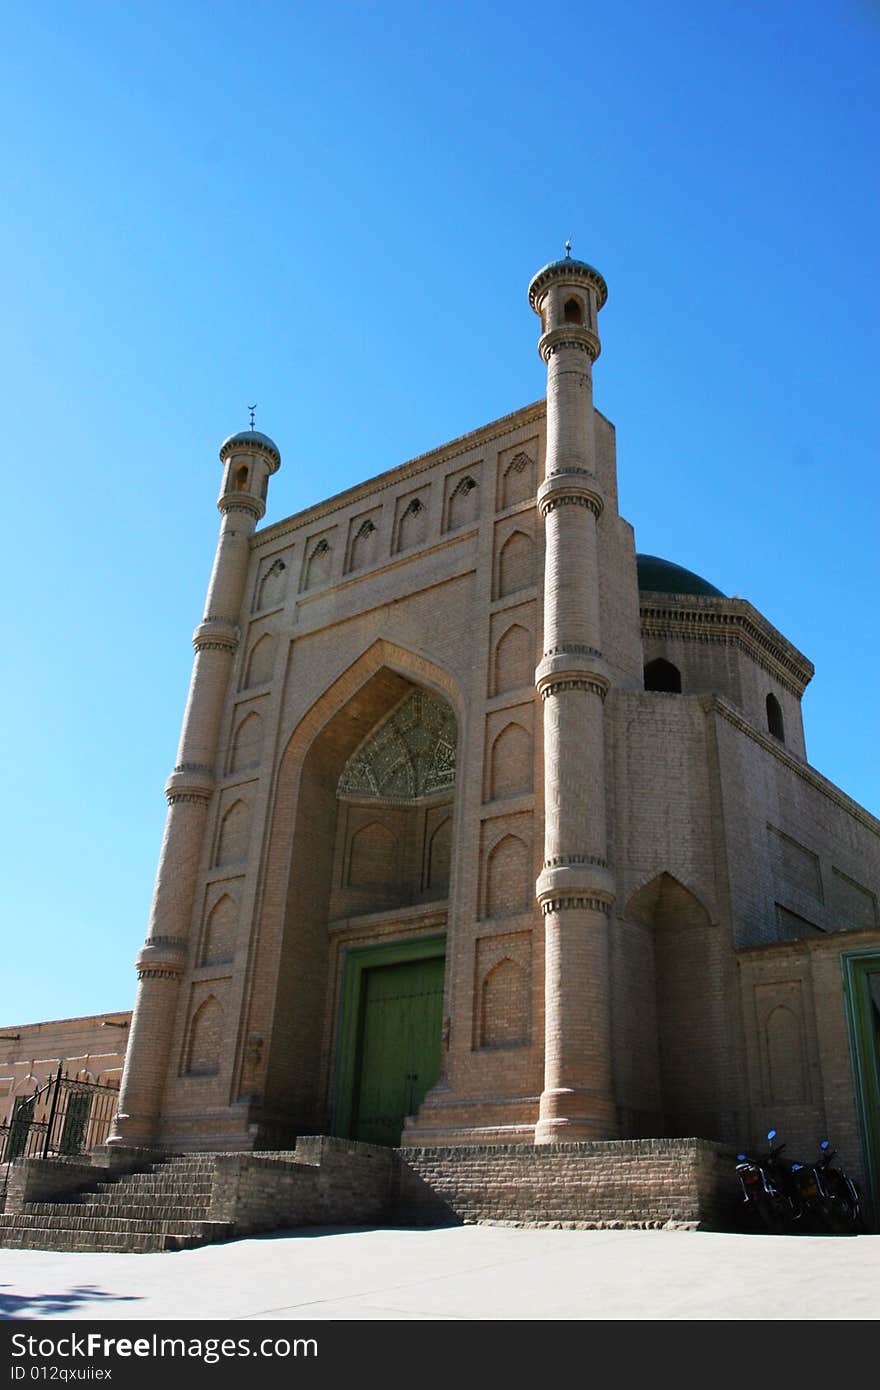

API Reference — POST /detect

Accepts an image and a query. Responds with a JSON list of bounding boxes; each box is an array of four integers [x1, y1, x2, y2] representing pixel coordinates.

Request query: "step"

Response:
[[90, 1180, 215, 1198], [0, 1213, 230, 1238], [94, 1178, 216, 1189], [0, 1227, 219, 1253], [51, 1184, 214, 1201], [21, 1201, 212, 1221]]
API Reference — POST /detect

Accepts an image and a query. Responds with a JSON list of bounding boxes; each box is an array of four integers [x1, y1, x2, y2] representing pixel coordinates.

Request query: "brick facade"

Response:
[[10, 259, 877, 1231]]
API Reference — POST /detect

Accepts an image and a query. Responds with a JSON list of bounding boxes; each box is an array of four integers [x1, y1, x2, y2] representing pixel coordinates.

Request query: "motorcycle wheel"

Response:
[[756, 1198, 786, 1234], [823, 1194, 859, 1233]]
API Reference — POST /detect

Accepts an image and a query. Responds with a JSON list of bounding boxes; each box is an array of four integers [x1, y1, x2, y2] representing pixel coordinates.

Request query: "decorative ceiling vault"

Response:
[[338, 690, 457, 800]]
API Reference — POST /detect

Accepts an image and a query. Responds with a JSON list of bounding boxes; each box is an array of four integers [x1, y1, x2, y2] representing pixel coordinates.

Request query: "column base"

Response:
[[106, 1113, 161, 1148], [534, 1088, 616, 1144]]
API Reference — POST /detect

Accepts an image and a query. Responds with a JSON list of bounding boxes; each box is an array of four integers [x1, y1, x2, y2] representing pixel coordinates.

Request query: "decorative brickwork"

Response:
[[86, 262, 880, 1231], [497, 528, 535, 598]]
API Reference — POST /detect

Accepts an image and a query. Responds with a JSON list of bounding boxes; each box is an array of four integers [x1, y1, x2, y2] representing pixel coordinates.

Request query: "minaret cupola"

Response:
[[528, 251, 607, 364], [218, 429, 282, 522]]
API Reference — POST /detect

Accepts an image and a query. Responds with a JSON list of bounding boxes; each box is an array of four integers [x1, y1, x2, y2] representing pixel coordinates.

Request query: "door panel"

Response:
[[352, 957, 444, 1145]]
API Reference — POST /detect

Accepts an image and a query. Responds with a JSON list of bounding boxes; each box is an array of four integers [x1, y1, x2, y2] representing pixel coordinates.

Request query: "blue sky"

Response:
[[2, 1, 878, 1024]]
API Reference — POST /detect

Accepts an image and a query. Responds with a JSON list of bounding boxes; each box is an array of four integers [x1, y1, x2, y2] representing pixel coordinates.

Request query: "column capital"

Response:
[[535, 649, 611, 697], [538, 325, 600, 363], [538, 469, 604, 519], [536, 861, 616, 909], [192, 617, 239, 654], [164, 763, 215, 802], [218, 495, 264, 522], [135, 936, 188, 979]]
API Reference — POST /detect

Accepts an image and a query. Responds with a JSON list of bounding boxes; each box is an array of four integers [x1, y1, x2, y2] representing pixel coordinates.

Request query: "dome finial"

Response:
[[248, 402, 257, 431], [564, 237, 572, 259]]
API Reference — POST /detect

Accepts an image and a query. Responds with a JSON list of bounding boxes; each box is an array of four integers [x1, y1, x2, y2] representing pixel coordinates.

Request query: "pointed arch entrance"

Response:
[[619, 873, 726, 1139], [258, 644, 461, 1147]]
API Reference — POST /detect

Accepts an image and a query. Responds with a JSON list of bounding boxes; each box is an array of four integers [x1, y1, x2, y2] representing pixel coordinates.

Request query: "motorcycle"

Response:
[[811, 1140, 863, 1234], [736, 1129, 804, 1232]]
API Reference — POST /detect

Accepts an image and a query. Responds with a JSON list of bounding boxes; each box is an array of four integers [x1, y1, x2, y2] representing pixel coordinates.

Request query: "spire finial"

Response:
[[248, 403, 257, 431], [564, 238, 572, 259]]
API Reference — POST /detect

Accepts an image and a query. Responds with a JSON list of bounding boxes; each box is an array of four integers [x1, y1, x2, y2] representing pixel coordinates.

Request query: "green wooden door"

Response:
[[842, 950, 880, 1225], [351, 956, 444, 1146]]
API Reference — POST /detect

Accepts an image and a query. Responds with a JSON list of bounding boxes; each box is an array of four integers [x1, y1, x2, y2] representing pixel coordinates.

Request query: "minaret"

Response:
[[528, 252, 616, 1143], [109, 428, 281, 1146]]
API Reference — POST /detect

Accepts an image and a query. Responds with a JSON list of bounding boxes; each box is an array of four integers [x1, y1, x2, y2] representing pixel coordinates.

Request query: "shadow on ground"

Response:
[[0, 1285, 141, 1319]]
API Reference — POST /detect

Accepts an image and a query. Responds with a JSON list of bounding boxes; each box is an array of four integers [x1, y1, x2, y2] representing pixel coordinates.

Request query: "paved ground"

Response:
[[0, 1225, 878, 1321]]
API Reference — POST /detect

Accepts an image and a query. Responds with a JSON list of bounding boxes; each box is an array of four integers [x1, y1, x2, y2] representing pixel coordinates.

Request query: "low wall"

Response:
[[3, 1157, 98, 1212], [210, 1136, 396, 1234], [394, 1139, 737, 1229]]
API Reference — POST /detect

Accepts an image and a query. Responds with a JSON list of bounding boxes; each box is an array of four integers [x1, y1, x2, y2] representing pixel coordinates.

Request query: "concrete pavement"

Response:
[[1, 1224, 878, 1321]]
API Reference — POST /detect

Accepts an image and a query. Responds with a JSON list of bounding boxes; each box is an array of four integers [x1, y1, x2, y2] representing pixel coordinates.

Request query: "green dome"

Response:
[[220, 429, 280, 458], [636, 554, 725, 599], [528, 256, 608, 310]]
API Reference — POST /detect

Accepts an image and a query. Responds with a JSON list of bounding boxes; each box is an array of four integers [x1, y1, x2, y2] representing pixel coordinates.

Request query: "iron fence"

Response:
[[1, 1065, 119, 1199]]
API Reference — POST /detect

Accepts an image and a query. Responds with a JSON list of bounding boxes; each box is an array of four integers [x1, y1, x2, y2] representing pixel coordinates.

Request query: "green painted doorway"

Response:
[[841, 949, 880, 1226], [334, 936, 445, 1146]]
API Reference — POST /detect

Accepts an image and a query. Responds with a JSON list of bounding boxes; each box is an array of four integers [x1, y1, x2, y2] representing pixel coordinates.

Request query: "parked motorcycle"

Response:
[[736, 1131, 864, 1234], [811, 1140, 863, 1234], [736, 1130, 803, 1232]]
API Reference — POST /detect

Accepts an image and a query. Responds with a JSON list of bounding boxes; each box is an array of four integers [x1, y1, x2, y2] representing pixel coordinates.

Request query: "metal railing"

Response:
[[1, 1065, 119, 1199]]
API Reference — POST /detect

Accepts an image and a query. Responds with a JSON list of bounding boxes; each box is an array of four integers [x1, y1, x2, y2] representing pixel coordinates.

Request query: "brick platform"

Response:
[[394, 1139, 735, 1229], [0, 1136, 737, 1250]]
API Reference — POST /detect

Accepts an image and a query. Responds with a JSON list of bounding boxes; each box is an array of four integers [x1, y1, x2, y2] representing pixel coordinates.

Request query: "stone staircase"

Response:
[[0, 1155, 232, 1252], [0, 1136, 738, 1250]]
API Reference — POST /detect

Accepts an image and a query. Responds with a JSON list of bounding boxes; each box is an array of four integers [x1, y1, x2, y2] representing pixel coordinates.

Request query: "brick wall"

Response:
[[208, 1137, 395, 1233], [394, 1140, 736, 1230]]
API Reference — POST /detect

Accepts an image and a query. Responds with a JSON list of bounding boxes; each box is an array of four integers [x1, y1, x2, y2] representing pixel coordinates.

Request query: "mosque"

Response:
[[4, 254, 879, 1232]]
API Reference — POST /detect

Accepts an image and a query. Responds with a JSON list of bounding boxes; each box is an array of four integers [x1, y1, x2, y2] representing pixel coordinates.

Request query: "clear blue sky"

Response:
[[2, 1, 878, 1025]]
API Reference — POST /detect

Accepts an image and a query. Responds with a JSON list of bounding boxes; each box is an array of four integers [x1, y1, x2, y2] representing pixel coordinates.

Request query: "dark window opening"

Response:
[[766, 693, 785, 742], [235, 465, 249, 491], [563, 297, 583, 325], [644, 658, 682, 693]]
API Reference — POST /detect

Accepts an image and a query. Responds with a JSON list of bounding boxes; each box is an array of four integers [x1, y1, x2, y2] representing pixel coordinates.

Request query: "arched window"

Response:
[[644, 658, 682, 693], [766, 693, 785, 742], [563, 297, 583, 325]]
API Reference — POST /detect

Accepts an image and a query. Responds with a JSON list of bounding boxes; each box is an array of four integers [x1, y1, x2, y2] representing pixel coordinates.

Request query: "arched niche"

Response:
[[497, 530, 534, 597], [492, 622, 531, 695], [620, 872, 724, 1139], [255, 644, 462, 1139], [485, 833, 530, 918]]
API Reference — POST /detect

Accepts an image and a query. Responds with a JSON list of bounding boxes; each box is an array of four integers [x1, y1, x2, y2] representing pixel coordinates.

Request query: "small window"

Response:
[[563, 297, 583, 325], [644, 658, 682, 693], [766, 693, 785, 742], [235, 465, 249, 491]]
